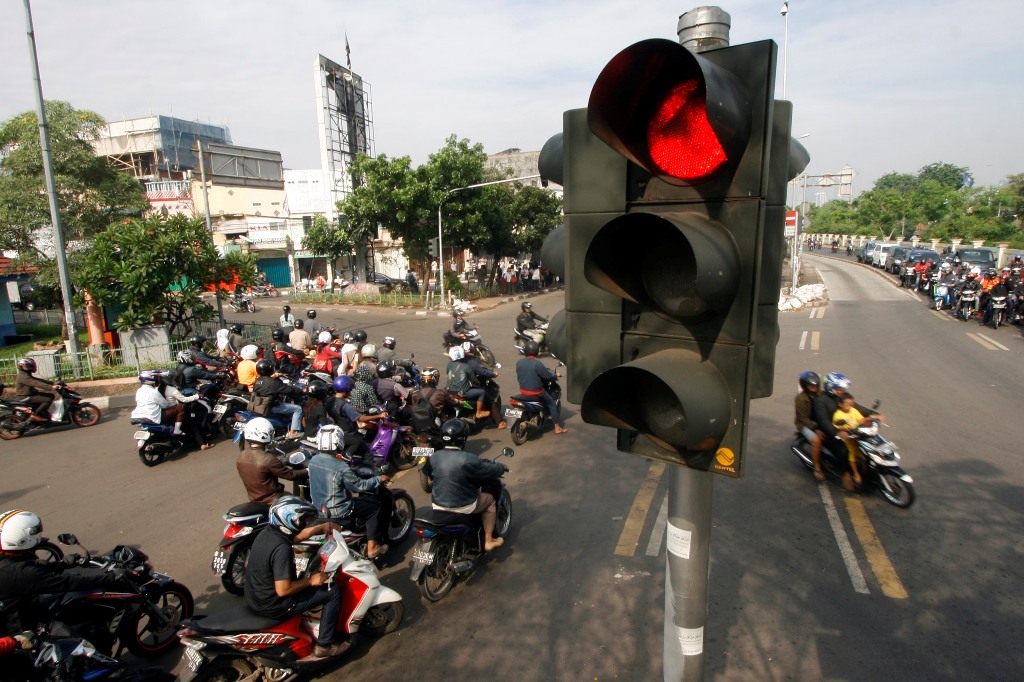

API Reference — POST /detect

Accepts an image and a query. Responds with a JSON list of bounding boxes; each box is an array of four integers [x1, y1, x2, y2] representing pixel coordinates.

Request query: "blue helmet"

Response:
[[824, 372, 852, 396], [268, 496, 317, 537], [333, 375, 354, 393]]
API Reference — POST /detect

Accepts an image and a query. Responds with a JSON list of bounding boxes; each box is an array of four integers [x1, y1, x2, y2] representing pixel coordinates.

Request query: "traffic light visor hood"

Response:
[[588, 39, 751, 184]]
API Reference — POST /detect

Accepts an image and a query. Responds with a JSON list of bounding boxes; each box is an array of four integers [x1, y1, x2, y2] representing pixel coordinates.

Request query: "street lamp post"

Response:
[[437, 174, 540, 306], [781, 2, 789, 99]]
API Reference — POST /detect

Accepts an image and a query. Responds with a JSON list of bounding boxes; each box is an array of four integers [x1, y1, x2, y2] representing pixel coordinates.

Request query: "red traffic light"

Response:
[[588, 39, 751, 185]]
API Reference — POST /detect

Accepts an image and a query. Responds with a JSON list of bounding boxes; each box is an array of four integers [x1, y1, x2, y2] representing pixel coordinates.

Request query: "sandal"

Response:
[[200, 443, 216, 451]]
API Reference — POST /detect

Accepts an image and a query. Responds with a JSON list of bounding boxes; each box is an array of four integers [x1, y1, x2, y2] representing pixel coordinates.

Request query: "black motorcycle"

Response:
[[41, 534, 194, 660], [442, 329, 496, 368], [0, 385, 101, 440], [18, 623, 173, 682], [130, 381, 219, 466], [410, 448, 514, 601]]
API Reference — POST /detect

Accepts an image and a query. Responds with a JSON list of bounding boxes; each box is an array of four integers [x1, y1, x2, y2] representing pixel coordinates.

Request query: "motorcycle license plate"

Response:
[[213, 403, 228, 414], [211, 550, 227, 574], [412, 447, 434, 457], [504, 408, 523, 420], [133, 430, 150, 440], [294, 555, 310, 575], [185, 646, 204, 672], [412, 546, 434, 565], [993, 302, 1006, 308]]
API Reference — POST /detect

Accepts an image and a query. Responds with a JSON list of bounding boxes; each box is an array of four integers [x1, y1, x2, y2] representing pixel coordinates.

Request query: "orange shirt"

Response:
[[237, 359, 258, 389]]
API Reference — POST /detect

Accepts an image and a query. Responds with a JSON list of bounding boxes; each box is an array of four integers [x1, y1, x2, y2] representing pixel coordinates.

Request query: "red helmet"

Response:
[[16, 358, 36, 373]]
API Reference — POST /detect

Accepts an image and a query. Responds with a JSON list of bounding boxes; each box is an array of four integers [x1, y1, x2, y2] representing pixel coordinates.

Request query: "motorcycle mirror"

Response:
[[872, 400, 881, 410], [288, 452, 308, 466], [494, 363, 502, 369], [57, 533, 78, 546], [501, 447, 515, 458]]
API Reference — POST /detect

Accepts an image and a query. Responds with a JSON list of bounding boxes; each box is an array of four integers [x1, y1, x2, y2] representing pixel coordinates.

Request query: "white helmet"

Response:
[[240, 345, 259, 361], [361, 343, 378, 359], [318, 331, 332, 344], [971, 266, 982, 277], [243, 417, 274, 444], [448, 345, 465, 362], [0, 509, 42, 551]]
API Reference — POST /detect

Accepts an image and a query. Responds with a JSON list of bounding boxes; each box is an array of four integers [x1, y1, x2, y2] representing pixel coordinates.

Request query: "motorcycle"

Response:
[[410, 447, 514, 602], [505, 379, 561, 446], [513, 323, 562, 363], [361, 407, 418, 471], [790, 407, 914, 509], [985, 294, 1008, 329], [956, 289, 978, 321], [211, 387, 251, 438], [18, 623, 174, 682], [933, 282, 955, 310], [42, 534, 194, 660], [179, 530, 403, 682], [227, 295, 257, 313], [251, 283, 276, 297], [0, 384, 101, 440], [439, 376, 503, 430], [442, 329, 496, 368], [131, 381, 219, 466]]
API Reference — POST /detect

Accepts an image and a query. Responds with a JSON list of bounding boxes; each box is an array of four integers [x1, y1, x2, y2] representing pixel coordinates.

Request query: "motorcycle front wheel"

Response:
[[418, 541, 456, 602], [0, 416, 25, 440], [878, 473, 915, 509], [72, 404, 101, 427], [388, 492, 415, 543], [361, 601, 405, 636], [125, 580, 194, 658], [511, 419, 529, 445], [495, 488, 512, 537], [34, 540, 64, 563], [221, 545, 250, 595], [190, 657, 257, 682]]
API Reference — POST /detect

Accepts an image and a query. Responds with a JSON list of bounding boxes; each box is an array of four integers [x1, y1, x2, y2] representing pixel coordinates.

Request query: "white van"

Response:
[[873, 244, 895, 268]]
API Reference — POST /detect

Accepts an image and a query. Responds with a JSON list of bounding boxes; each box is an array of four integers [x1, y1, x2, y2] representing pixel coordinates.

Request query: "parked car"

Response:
[[888, 245, 913, 274], [872, 243, 896, 268], [368, 272, 408, 291], [954, 247, 997, 271], [856, 240, 878, 263]]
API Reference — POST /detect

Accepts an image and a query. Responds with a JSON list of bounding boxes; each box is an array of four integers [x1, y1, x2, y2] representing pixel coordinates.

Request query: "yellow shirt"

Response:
[[832, 406, 864, 431], [237, 359, 258, 389]]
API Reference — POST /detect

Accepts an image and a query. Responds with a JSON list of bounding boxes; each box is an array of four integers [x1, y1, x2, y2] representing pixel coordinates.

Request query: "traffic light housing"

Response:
[[561, 37, 786, 477], [428, 237, 440, 259]]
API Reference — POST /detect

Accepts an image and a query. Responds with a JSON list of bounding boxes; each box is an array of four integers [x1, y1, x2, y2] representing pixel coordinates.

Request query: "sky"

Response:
[[1, 0, 1021, 195]]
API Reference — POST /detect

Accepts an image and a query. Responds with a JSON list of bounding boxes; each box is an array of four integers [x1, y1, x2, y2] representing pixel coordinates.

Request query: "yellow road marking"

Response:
[[811, 331, 820, 350], [844, 497, 908, 599], [966, 333, 997, 350], [614, 461, 666, 557], [816, 307, 826, 319]]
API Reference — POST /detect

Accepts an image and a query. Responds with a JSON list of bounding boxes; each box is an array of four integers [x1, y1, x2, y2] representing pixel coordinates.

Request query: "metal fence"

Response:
[[12, 309, 87, 328], [0, 339, 192, 386]]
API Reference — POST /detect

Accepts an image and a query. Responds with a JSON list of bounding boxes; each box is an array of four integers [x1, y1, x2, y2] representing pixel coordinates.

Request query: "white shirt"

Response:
[[131, 384, 176, 423]]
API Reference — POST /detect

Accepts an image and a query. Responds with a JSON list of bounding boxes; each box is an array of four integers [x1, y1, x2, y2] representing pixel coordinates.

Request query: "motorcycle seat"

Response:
[[509, 393, 543, 405], [131, 420, 174, 434], [185, 606, 283, 634], [225, 501, 270, 519], [414, 508, 481, 532]]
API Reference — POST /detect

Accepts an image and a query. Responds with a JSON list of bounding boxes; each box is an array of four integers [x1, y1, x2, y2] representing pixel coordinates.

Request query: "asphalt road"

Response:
[[3, 268, 1023, 681]]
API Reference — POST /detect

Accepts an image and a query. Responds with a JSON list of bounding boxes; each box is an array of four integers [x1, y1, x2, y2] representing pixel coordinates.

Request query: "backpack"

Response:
[[410, 387, 439, 432]]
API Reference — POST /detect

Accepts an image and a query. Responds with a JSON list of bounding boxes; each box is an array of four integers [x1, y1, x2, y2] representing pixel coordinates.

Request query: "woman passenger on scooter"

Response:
[[131, 370, 214, 450]]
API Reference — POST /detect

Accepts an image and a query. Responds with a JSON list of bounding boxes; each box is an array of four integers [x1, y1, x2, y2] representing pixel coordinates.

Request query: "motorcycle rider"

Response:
[[289, 320, 313, 353], [279, 305, 296, 329], [236, 344, 261, 392], [515, 301, 548, 345], [445, 346, 490, 421], [251, 359, 304, 439], [271, 327, 305, 377], [308, 449, 392, 560], [244, 497, 348, 659], [422, 419, 508, 552], [349, 363, 381, 415], [375, 360, 413, 419], [460, 343, 505, 429], [227, 324, 246, 356], [794, 371, 824, 481], [338, 331, 361, 377], [174, 350, 221, 390], [812, 372, 882, 491], [305, 309, 323, 343], [411, 368, 447, 433], [132, 369, 213, 450], [236, 417, 308, 504], [325, 375, 383, 458], [981, 270, 1011, 326], [957, 269, 982, 316], [188, 335, 226, 368], [449, 310, 477, 342], [13, 358, 60, 423], [515, 340, 565, 434]]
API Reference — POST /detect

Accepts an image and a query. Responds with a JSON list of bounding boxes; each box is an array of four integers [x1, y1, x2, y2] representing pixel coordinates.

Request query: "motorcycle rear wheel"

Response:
[[361, 601, 405, 636], [511, 419, 529, 445], [495, 488, 512, 537], [390, 432, 418, 471], [221, 545, 250, 595], [388, 492, 415, 543], [0, 416, 25, 440], [125, 580, 194, 658], [72, 404, 101, 427], [477, 346, 496, 367], [138, 443, 165, 467], [878, 473, 915, 509], [190, 657, 257, 682], [418, 541, 456, 602]]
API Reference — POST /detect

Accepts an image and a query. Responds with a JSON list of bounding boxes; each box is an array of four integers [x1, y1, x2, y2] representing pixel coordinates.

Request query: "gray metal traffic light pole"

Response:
[[436, 175, 539, 306]]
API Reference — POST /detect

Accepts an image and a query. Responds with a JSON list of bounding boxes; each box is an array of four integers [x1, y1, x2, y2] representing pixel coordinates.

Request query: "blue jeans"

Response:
[[286, 585, 342, 646], [271, 403, 303, 432], [539, 390, 561, 427]]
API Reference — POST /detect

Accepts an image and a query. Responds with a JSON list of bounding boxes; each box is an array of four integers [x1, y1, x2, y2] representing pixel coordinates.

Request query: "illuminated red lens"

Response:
[[647, 80, 726, 180]]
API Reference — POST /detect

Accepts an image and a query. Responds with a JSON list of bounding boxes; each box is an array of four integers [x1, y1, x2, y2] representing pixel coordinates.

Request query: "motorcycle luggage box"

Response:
[[183, 606, 283, 634]]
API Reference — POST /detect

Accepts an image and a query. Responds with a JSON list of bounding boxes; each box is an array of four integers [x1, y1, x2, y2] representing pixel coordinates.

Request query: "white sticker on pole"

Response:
[[666, 522, 691, 559], [675, 625, 704, 656]]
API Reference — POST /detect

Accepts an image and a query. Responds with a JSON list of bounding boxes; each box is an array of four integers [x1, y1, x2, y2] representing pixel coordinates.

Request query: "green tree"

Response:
[[918, 162, 970, 189], [76, 214, 256, 336], [301, 214, 358, 290], [0, 101, 148, 287]]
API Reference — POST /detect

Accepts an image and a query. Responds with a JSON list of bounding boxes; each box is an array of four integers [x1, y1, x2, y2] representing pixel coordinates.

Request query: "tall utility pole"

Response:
[[21, 0, 81, 358], [196, 140, 226, 328]]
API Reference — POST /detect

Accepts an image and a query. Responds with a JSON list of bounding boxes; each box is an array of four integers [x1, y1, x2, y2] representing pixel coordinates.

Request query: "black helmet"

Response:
[[293, 319, 304, 329], [189, 335, 206, 347], [376, 359, 396, 378], [452, 310, 463, 318], [420, 367, 439, 387], [230, 323, 243, 334], [271, 328, 285, 342], [17, 358, 37, 373], [382, 336, 396, 349], [306, 309, 317, 319], [798, 370, 821, 391], [440, 419, 470, 448], [523, 340, 540, 357], [353, 329, 367, 344], [282, 305, 291, 313], [307, 380, 329, 400], [255, 359, 275, 376], [521, 301, 532, 310]]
